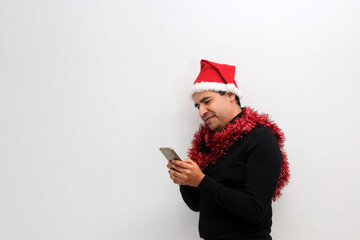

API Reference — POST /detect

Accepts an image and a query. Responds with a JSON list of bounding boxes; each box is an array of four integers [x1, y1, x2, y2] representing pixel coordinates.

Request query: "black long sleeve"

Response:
[[198, 127, 282, 223], [180, 125, 282, 239], [180, 185, 200, 212]]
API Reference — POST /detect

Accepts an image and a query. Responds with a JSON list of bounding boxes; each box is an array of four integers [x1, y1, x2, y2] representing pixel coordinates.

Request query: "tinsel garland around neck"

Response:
[[188, 107, 290, 201]]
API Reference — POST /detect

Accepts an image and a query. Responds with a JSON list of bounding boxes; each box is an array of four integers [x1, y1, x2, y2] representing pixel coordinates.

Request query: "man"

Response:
[[167, 59, 290, 240]]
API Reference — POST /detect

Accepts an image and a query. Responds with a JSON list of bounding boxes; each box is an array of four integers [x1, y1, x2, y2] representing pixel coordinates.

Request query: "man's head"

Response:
[[191, 60, 242, 131], [192, 90, 241, 131]]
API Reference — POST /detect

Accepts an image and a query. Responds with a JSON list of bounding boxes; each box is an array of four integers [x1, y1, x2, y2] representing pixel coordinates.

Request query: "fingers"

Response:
[[167, 159, 194, 169], [182, 158, 193, 164], [168, 168, 185, 185], [167, 160, 184, 185], [168, 160, 189, 172], [167, 158, 202, 186], [167, 161, 180, 171], [172, 159, 193, 168], [182, 159, 199, 168]]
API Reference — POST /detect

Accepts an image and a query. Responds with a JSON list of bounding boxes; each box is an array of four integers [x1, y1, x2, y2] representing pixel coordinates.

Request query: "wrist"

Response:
[[196, 173, 205, 187]]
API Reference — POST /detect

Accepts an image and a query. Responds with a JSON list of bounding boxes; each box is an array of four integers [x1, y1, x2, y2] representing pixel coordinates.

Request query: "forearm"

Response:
[[180, 185, 200, 212], [198, 176, 269, 223]]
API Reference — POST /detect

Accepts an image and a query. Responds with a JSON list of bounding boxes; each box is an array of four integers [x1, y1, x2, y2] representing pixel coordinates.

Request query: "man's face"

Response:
[[192, 91, 236, 131]]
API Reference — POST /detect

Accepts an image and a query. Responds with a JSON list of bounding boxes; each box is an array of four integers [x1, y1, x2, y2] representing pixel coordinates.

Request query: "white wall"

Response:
[[1, 0, 359, 239]]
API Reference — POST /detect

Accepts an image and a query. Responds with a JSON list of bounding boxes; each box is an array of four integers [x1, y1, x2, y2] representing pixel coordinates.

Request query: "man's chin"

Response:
[[205, 118, 222, 131], [208, 124, 220, 131]]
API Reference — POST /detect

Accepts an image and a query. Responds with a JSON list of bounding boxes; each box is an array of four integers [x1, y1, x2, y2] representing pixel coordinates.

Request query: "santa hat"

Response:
[[191, 59, 242, 99]]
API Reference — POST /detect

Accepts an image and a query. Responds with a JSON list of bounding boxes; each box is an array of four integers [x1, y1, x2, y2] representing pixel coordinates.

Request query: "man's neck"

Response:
[[228, 106, 242, 122], [215, 106, 242, 132]]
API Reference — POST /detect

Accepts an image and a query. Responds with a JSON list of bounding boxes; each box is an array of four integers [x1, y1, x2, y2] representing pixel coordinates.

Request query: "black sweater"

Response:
[[180, 125, 283, 240]]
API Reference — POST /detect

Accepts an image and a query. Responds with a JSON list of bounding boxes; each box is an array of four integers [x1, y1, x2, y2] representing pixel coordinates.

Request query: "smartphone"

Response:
[[159, 147, 182, 161]]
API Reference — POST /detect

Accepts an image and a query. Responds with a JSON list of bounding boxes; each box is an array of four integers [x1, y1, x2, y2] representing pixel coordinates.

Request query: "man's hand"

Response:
[[167, 158, 205, 187]]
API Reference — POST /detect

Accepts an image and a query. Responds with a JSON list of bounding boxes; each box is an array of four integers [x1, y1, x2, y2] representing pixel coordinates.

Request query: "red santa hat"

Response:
[[191, 59, 242, 99]]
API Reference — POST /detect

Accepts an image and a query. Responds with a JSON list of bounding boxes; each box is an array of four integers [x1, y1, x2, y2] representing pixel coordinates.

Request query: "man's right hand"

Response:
[[167, 159, 205, 187]]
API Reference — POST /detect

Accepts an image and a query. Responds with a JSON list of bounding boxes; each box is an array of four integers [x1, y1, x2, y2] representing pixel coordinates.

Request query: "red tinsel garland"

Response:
[[188, 107, 290, 201]]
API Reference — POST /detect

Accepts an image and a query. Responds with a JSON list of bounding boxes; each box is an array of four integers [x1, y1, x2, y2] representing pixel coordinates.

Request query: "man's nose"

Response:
[[199, 105, 208, 118]]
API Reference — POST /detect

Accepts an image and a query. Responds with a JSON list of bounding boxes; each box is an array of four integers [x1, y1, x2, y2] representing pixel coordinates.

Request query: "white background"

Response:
[[1, 0, 360, 239]]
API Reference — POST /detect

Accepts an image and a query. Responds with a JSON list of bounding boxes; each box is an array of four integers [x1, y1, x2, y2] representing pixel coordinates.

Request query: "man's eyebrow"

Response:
[[194, 96, 212, 108]]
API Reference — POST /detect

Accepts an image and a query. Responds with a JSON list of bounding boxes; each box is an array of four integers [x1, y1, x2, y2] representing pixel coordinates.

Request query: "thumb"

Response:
[[184, 158, 196, 165], [183, 158, 193, 164]]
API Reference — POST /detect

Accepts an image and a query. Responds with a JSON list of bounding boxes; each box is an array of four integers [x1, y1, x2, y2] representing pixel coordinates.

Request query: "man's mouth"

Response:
[[203, 115, 215, 124]]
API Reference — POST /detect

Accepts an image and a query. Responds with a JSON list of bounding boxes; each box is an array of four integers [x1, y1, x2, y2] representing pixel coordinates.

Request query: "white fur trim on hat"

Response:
[[191, 82, 242, 99]]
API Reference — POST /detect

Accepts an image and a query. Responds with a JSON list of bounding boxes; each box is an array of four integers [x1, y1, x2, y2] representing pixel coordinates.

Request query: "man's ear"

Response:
[[227, 92, 236, 102]]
